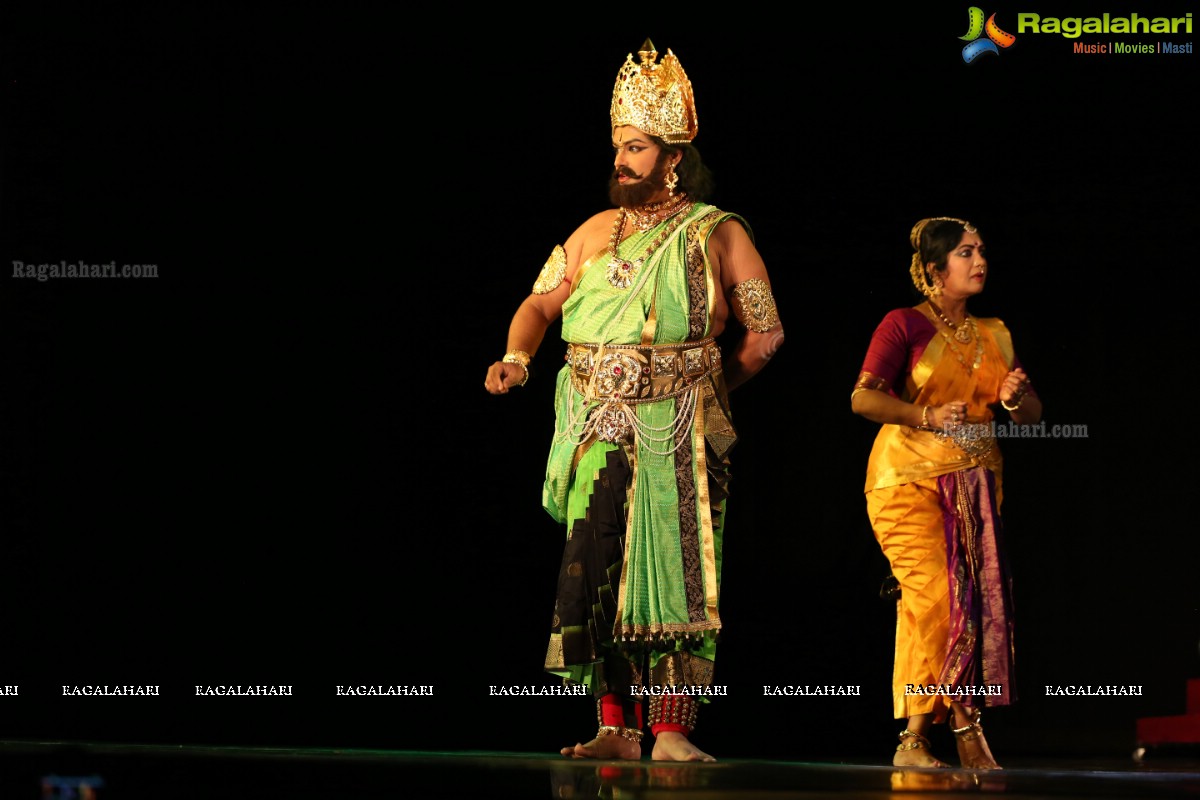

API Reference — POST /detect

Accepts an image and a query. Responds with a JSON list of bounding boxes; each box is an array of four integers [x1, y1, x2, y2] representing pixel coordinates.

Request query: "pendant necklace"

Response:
[[928, 300, 973, 344], [605, 201, 694, 290]]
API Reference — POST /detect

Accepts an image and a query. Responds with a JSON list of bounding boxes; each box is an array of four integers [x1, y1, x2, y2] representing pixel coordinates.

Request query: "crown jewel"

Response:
[[610, 39, 698, 144]]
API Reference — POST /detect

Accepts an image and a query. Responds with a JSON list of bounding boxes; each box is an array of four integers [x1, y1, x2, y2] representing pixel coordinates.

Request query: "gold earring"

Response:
[[928, 270, 943, 298], [665, 162, 679, 197]]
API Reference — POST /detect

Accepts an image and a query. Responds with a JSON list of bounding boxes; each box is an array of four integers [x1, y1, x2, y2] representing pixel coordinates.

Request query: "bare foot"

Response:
[[893, 731, 949, 768], [560, 734, 641, 760], [952, 710, 1002, 770], [893, 746, 950, 768], [650, 731, 715, 762], [955, 729, 1001, 770]]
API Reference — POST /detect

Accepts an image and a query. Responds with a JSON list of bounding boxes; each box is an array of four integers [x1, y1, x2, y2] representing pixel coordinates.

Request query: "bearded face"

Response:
[[608, 149, 672, 208]]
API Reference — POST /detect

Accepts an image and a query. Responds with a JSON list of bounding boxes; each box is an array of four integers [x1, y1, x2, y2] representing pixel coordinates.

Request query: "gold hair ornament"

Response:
[[908, 217, 977, 298]]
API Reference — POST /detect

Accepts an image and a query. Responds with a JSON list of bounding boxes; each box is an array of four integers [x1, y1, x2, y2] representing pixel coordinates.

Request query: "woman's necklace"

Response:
[[605, 201, 694, 290], [928, 300, 973, 344], [938, 317, 984, 372]]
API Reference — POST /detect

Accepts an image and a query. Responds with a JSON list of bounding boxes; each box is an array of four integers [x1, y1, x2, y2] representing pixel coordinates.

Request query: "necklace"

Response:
[[627, 194, 690, 232], [938, 318, 984, 372], [928, 300, 972, 344], [605, 202, 694, 289]]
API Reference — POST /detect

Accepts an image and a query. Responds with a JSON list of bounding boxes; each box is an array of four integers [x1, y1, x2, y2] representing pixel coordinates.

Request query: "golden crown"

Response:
[[610, 39, 698, 144]]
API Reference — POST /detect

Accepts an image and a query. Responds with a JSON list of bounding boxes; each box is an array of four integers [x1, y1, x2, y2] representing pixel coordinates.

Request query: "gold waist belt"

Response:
[[933, 421, 996, 460], [566, 338, 721, 404]]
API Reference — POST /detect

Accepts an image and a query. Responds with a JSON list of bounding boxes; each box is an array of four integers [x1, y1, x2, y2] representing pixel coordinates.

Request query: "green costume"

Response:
[[542, 202, 744, 696]]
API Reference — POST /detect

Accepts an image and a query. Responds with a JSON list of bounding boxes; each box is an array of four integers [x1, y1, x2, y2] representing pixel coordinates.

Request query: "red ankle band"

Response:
[[647, 693, 698, 737], [598, 693, 644, 730]]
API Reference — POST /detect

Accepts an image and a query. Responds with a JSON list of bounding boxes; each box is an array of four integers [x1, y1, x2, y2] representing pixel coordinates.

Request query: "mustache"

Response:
[[613, 167, 642, 179]]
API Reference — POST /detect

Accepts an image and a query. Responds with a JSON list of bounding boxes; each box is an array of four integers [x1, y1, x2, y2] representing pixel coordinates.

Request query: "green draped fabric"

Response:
[[542, 203, 745, 691]]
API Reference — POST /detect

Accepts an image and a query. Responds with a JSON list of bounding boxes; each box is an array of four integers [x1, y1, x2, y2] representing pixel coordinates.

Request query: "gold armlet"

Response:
[[851, 371, 890, 403], [730, 278, 779, 333], [532, 245, 567, 295]]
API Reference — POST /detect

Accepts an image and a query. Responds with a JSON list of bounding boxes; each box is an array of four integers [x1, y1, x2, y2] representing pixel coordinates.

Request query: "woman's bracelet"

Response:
[[1001, 385, 1027, 411], [921, 405, 931, 428]]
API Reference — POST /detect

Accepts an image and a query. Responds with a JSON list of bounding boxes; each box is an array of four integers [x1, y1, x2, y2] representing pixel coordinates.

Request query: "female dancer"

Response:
[[852, 217, 1042, 769]]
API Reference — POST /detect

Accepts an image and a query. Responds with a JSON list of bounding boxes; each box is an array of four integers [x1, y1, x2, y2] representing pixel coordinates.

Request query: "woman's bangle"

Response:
[[921, 405, 931, 428], [1001, 394, 1025, 412]]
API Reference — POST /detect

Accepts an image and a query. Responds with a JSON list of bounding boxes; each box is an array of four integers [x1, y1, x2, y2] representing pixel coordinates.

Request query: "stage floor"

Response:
[[7, 741, 1200, 799]]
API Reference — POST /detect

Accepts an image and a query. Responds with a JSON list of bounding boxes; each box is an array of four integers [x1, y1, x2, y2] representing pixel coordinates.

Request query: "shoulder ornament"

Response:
[[532, 245, 568, 295]]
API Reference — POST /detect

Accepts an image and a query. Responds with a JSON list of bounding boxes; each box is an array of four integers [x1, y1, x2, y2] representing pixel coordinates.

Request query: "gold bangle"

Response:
[[921, 405, 931, 428], [502, 350, 531, 387], [1001, 387, 1026, 411], [503, 349, 531, 367]]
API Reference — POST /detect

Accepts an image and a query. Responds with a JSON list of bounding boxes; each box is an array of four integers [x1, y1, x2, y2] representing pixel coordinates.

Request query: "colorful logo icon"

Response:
[[960, 7, 1017, 62]]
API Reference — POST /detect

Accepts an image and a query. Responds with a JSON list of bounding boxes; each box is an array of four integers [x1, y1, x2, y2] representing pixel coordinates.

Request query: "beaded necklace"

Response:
[[938, 318, 984, 372], [927, 300, 973, 344], [605, 201, 695, 290], [626, 194, 691, 232]]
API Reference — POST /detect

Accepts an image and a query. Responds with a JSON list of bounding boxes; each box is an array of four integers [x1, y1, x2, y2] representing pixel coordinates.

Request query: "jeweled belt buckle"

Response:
[[572, 346, 594, 376], [683, 347, 706, 377], [595, 406, 633, 443], [652, 353, 677, 378]]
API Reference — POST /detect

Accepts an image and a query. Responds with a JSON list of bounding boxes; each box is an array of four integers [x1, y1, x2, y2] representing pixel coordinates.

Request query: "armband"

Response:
[[730, 278, 779, 332], [532, 245, 567, 294], [850, 371, 890, 402]]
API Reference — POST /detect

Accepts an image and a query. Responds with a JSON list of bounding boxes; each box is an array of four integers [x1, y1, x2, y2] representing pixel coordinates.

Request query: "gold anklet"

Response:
[[951, 708, 983, 741], [597, 725, 644, 743], [896, 729, 933, 752]]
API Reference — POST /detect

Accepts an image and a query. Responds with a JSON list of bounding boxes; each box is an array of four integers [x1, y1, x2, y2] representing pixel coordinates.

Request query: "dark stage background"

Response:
[[2, 5, 1197, 763]]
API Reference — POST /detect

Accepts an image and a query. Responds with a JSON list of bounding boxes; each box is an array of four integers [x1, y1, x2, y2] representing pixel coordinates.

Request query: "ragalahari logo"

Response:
[[961, 7, 1017, 62]]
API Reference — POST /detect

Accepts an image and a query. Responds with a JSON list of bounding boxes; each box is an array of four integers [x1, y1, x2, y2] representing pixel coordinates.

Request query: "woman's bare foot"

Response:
[[951, 708, 1002, 770], [650, 731, 715, 762], [560, 733, 642, 760], [894, 730, 949, 768], [954, 731, 1001, 769], [954, 728, 1001, 769]]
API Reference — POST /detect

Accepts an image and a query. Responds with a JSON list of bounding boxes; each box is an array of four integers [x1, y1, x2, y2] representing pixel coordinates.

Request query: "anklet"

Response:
[[896, 729, 933, 751], [951, 708, 983, 741], [597, 725, 644, 743]]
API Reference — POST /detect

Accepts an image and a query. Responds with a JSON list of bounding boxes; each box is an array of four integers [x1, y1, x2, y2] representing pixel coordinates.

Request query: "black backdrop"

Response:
[[2, 5, 1197, 762]]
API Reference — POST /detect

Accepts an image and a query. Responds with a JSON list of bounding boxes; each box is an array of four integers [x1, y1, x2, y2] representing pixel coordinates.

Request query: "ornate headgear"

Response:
[[610, 39, 698, 144], [908, 217, 977, 298]]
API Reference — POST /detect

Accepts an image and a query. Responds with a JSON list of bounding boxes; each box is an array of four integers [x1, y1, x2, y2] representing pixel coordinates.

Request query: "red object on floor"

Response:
[[1136, 678, 1200, 745]]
